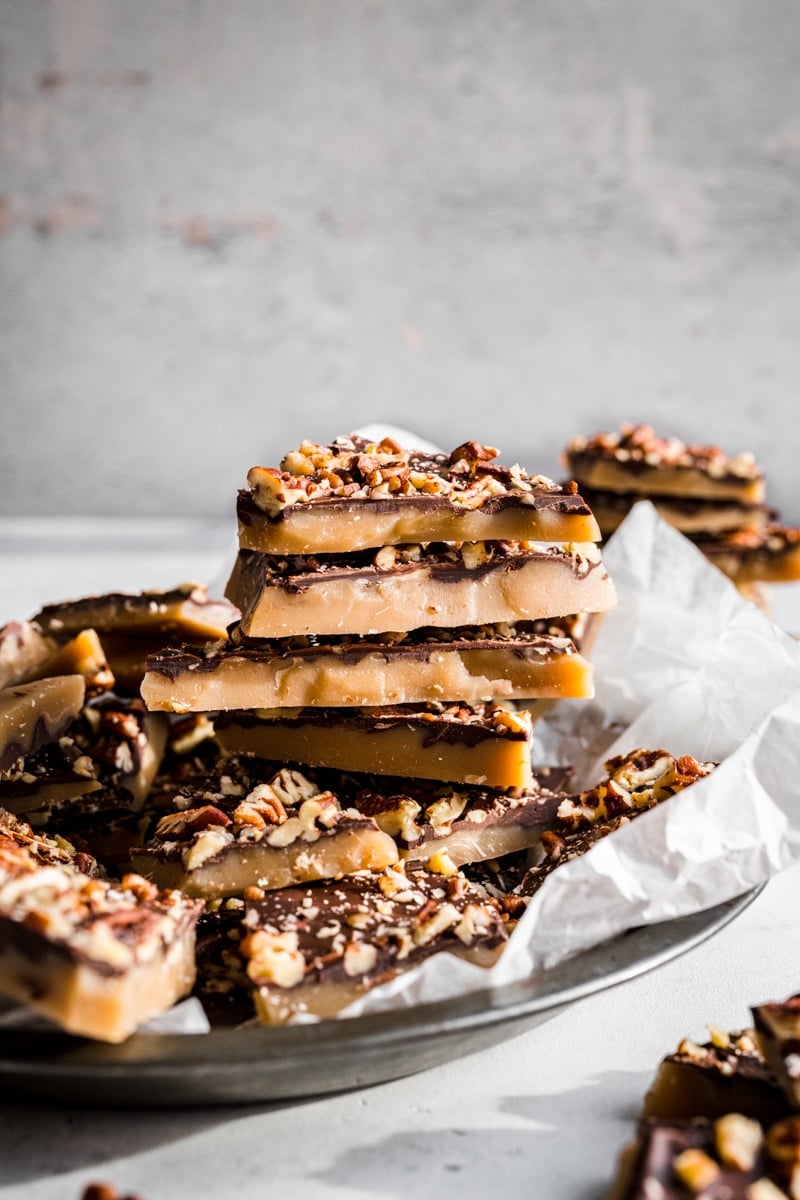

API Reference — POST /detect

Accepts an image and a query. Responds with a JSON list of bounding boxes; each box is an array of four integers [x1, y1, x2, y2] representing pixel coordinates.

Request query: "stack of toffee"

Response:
[[564, 423, 800, 612], [140, 434, 618, 1021]]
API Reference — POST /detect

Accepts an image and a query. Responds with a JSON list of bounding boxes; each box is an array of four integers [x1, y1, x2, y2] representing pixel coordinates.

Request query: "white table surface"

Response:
[[1, 519, 799, 1200]]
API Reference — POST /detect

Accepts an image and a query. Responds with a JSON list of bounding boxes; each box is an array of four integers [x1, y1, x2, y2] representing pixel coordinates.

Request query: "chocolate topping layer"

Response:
[[241, 859, 508, 993], [146, 622, 580, 680], [228, 540, 604, 597]]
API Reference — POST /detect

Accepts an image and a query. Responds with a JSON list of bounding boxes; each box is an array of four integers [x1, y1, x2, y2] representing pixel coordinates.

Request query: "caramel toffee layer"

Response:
[[753, 994, 800, 1113], [132, 763, 399, 898], [0, 832, 201, 1042], [565, 423, 765, 503], [240, 860, 508, 1023], [694, 525, 800, 584], [24, 628, 116, 697], [141, 623, 594, 712], [239, 436, 601, 553], [642, 1030, 787, 1126], [213, 702, 535, 789], [226, 540, 616, 638], [575, 485, 773, 538], [0, 675, 86, 773]]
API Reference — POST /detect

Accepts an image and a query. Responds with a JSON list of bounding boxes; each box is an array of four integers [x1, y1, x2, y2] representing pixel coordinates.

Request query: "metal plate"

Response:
[[0, 889, 758, 1108]]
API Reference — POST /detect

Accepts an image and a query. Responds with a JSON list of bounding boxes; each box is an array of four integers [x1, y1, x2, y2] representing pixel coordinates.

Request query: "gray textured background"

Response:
[[2, 1, 799, 519]]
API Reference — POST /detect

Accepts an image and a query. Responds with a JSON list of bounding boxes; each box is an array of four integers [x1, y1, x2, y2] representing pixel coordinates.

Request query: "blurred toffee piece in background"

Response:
[[564, 423, 800, 614]]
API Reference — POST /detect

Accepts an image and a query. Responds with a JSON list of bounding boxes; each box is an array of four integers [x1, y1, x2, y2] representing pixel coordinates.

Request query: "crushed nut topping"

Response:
[[556, 749, 715, 830], [246, 436, 565, 518], [566, 422, 763, 481], [240, 861, 507, 1000]]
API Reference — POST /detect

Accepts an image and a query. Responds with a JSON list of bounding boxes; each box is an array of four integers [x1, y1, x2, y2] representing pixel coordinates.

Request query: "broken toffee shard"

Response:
[[213, 701, 536, 790], [641, 1029, 788, 1126], [238, 435, 602, 554], [563, 423, 766, 504], [0, 827, 201, 1042], [33, 582, 237, 643], [240, 859, 509, 1023], [0, 675, 86, 772], [0, 695, 168, 816], [141, 623, 594, 712], [225, 540, 617, 638], [695, 525, 800, 585], [131, 763, 400, 899], [32, 584, 239, 694], [606, 1115, 791, 1200]]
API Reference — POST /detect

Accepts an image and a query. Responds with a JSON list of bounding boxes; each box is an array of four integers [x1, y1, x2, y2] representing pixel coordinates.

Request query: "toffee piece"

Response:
[[642, 1029, 788, 1126], [132, 763, 399, 899], [240, 859, 508, 1023], [753, 994, 800, 1112], [226, 540, 616, 638], [32, 584, 239, 694], [607, 1115, 788, 1200], [0, 696, 168, 815], [239, 435, 601, 554], [213, 701, 536, 790], [564, 423, 765, 504], [349, 773, 564, 866], [0, 834, 201, 1042], [0, 675, 86, 773], [141, 623, 594, 713], [695, 525, 800, 585], [576, 485, 773, 539]]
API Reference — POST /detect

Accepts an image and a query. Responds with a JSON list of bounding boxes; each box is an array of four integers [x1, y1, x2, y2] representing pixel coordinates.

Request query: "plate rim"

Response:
[[0, 886, 761, 1095]]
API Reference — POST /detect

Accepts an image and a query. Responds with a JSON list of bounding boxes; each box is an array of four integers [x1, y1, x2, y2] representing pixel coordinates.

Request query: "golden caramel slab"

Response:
[[226, 541, 617, 638], [25, 628, 115, 696], [214, 701, 535, 790], [238, 435, 601, 554], [141, 624, 594, 713]]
